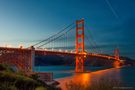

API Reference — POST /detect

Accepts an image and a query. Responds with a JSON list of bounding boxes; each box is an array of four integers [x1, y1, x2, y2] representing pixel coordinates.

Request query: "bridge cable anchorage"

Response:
[[32, 22, 75, 47], [37, 26, 75, 48]]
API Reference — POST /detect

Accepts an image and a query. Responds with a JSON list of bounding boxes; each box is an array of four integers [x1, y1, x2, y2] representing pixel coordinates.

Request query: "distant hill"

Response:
[[35, 55, 135, 66], [121, 57, 135, 66]]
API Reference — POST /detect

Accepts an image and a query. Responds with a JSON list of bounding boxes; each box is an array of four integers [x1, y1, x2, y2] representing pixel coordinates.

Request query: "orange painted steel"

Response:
[[114, 48, 120, 60], [114, 48, 121, 68], [0, 20, 122, 74], [0, 46, 121, 74], [75, 19, 85, 73]]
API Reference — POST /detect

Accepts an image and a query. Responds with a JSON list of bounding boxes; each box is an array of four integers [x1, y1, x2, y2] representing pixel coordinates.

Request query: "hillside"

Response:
[[0, 64, 60, 90]]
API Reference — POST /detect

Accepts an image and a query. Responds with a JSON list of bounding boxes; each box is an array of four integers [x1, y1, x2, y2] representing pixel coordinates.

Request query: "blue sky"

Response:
[[0, 0, 135, 59]]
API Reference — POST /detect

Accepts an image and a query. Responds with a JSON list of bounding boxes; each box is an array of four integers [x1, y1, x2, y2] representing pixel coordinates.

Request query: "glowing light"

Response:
[[4, 44, 13, 48], [59, 49, 62, 52], [70, 50, 73, 53], [19, 44, 23, 48], [65, 50, 68, 52], [44, 48, 48, 51], [113, 61, 120, 68], [82, 74, 90, 83]]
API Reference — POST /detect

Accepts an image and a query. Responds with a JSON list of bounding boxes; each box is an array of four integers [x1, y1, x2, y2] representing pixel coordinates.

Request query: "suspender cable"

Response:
[[32, 22, 75, 47], [37, 26, 75, 48]]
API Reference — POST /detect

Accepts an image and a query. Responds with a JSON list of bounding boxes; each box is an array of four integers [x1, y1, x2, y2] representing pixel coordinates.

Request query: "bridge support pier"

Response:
[[75, 56, 84, 72], [114, 48, 120, 60], [113, 48, 121, 68], [113, 61, 121, 68]]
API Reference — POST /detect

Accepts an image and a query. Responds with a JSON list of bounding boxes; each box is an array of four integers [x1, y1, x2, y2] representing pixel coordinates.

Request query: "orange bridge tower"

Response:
[[75, 19, 86, 73], [114, 48, 120, 60]]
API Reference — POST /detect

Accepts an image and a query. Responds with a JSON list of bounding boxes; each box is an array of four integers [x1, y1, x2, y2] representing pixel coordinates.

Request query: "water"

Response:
[[119, 66, 135, 86], [34, 66, 135, 88], [34, 66, 111, 78], [56, 66, 135, 90]]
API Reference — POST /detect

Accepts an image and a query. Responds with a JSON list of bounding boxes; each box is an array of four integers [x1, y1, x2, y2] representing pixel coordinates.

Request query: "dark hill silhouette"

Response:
[[35, 55, 135, 66]]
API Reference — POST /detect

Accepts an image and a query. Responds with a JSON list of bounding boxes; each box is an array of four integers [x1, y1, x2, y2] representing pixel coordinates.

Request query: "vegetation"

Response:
[[0, 64, 60, 90]]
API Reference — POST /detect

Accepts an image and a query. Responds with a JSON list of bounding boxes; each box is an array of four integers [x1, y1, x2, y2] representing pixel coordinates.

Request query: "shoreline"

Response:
[[55, 67, 120, 80], [55, 66, 125, 90]]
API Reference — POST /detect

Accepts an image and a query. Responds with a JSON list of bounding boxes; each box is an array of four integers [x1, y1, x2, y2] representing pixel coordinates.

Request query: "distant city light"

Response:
[[70, 50, 73, 53], [44, 48, 47, 50], [7, 44, 12, 48], [19, 44, 23, 48], [65, 50, 68, 52], [59, 49, 62, 52], [4, 44, 13, 48]]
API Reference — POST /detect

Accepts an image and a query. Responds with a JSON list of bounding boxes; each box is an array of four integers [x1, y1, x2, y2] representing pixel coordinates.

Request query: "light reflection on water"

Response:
[[34, 66, 111, 78], [34, 66, 135, 89], [60, 68, 121, 84], [56, 67, 135, 90]]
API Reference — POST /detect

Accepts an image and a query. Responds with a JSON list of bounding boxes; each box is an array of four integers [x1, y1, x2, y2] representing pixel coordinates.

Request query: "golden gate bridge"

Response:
[[0, 19, 122, 74]]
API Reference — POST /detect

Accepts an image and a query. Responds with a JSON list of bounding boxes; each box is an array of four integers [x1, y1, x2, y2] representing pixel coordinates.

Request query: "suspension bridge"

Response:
[[0, 19, 122, 74]]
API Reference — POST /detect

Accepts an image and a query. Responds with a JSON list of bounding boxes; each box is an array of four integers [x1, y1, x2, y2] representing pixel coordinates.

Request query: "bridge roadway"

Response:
[[0, 46, 121, 74], [0, 47, 117, 61], [36, 49, 117, 60]]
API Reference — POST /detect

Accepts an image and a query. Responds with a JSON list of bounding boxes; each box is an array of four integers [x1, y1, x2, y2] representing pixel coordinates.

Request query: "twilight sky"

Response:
[[0, 0, 135, 59]]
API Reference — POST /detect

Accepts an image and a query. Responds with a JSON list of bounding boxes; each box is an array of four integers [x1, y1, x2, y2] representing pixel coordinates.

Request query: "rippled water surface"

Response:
[[35, 66, 135, 89]]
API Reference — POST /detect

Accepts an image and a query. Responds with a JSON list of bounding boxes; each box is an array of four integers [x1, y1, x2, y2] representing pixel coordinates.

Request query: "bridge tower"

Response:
[[75, 19, 85, 73], [114, 48, 120, 60], [114, 48, 121, 68]]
